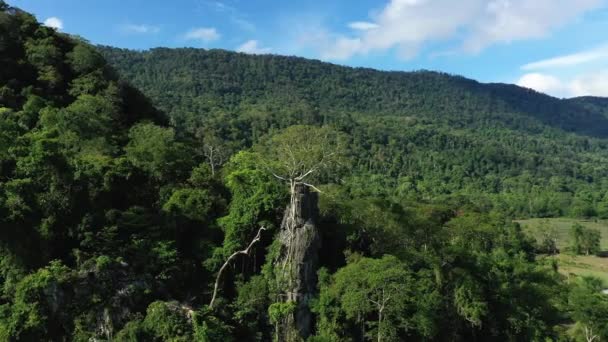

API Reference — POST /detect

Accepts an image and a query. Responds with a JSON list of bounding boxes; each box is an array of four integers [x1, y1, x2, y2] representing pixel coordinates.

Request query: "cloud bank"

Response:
[[517, 70, 608, 98], [314, 0, 602, 60], [518, 44, 608, 98]]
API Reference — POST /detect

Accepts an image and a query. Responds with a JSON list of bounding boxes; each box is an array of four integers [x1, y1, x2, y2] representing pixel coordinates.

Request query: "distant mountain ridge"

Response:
[[99, 46, 608, 138]]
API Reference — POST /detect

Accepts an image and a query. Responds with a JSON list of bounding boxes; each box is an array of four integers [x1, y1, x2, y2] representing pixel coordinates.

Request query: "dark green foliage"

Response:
[[1, 2, 607, 341], [0, 3, 218, 340], [99, 47, 608, 137], [0, 261, 74, 340]]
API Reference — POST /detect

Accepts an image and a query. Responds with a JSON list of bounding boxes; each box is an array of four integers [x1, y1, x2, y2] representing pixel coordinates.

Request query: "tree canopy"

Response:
[[0, 2, 607, 341]]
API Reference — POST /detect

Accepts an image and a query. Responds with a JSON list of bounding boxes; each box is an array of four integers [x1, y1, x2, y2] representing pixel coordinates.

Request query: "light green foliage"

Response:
[[453, 276, 488, 328], [571, 191, 597, 218], [268, 300, 296, 341], [315, 255, 439, 341], [518, 218, 608, 250], [67, 43, 105, 74], [142, 301, 193, 342], [442, 213, 562, 340], [263, 125, 349, 184], [125, 123, 186, 180], [570, 223, 601, 255], [567, 277, 608, 341], [0, 245, 27, 300], [217, 151, 285, 255], [23, 35, 64, 87], [597, 194, 608, 219], [534, 219, 559, 254], [268, 301, 296, 325], [69, 70, 109, 97], [1, 178, 33, 220], [114, 301, 205, 342], [163, 188, 212, 221], [59, 94, 114, 141], [18, 95, 46, 129], [24, 37, 61, 67], [114, 319, 146, 341]]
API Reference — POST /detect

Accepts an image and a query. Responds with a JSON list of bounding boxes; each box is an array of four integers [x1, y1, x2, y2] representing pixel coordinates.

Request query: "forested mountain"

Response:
[[2, 1, 608, 341], [99, 47, 608, 136], [100, 46, 608, 219]]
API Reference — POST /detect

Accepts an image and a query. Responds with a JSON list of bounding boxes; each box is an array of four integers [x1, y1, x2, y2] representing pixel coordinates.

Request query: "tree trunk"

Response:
[[275, 184, 321, 341], [377, 310, 383, 342]]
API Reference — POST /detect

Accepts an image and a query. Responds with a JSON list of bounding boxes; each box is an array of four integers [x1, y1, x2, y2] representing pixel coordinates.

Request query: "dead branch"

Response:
[[300, 182, 324, 193], [272, 172, 289, 182], [209, 226, 267, 309]]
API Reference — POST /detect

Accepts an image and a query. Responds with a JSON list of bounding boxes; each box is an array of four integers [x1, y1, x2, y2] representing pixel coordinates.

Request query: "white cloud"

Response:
[[43, 17, 63, 30], [570, 70, 608, 97], [348, 21, 379, 31], [236, 40, 271, 54], [517, 42, 608, 97], [517, 73, 567, 96], [184, 27, 220, 42], [517, 71, 608, 98], [121, 24, 160, 34], [314, 0, 603, 60], [463, 0, 601, 53], [522, 44, 608, 70]]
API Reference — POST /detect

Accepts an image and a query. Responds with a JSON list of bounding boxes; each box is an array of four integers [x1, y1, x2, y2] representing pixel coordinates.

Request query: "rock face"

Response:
[[276, 184, 321, 341]]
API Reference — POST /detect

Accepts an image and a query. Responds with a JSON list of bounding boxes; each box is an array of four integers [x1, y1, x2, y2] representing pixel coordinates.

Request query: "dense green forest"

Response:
[[99, 46, 608, 220], [1, 2, 608, 341]]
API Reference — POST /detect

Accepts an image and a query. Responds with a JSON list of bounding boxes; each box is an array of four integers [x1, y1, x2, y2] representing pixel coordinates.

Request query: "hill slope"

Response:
[[100, 47, 608, 138], [0, 4, 214, 340], [99, 47, 608, 218]]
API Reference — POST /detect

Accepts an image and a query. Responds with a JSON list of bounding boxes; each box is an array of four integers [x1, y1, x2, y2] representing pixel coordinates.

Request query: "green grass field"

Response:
[[517, 218, 608, 286], [516, 218, 608, 250], [548, 254, 608, 286]]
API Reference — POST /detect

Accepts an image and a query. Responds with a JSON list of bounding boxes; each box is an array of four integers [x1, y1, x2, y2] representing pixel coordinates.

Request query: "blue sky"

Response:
[[10, 0, 608, 98]]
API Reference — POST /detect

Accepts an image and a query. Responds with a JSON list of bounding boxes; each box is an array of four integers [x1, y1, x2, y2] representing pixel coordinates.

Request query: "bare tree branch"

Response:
[[271, 172, 289, 182], [295, 168, 316, 181], [209, 226, 267, 309], [300, 182, 324, 193]]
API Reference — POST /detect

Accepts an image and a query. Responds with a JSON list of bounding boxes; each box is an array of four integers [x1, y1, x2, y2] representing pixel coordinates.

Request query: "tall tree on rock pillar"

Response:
[[263, 125, 348, 341]]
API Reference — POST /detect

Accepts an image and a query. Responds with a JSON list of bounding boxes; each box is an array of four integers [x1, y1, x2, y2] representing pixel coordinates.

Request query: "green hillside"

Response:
[[99, 46, 608, 219], [99, 47, 608, 138], [2, 1, 608, 341]]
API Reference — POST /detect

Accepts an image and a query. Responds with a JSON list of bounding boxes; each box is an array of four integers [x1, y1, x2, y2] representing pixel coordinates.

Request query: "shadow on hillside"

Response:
[[483, 83, 608, 138]]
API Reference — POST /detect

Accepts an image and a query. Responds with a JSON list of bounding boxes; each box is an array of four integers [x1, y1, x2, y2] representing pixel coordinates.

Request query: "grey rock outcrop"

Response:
[[275, 184, 321, 341]]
